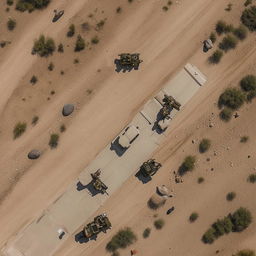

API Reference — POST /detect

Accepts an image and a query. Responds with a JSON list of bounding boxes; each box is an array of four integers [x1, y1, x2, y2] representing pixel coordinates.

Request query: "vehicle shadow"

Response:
[[76, 181, 101, 197], [110, 137, 126, 157], [135, 171, 152, 184], [75, 231, 97, 244], [114, 59, 134, 73]]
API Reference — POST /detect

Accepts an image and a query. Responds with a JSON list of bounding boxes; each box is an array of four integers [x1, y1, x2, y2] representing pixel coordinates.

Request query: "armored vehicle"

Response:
[[118, 53, 143, 69], [118, 125, 140, 149], [90, 169, 108, 194], [139, 159, 162, 177], [83, 213, 112, 238], [163, 94, 181, 111], [52, 9, 64, 22]]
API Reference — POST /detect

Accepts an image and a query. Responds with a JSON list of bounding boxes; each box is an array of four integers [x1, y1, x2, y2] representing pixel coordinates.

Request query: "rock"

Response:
[[248, 155, 251, 158], [206, 158, 210, 162], [209, 122, 214, 128], [62, 104, 74, 116], [192, 139, 195, 144], [28, 149, 41, 159], [227, 147, 230, 150], [214, 151, 217, 156]]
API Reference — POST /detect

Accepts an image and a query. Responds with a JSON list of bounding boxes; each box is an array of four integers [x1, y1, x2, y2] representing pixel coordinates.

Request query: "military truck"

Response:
[[90, 169, 108, 195], [139, 159, 162, 177], [163, 94, 181, 111], [118, 53, 143, 69], [83, 213, 112, 238]]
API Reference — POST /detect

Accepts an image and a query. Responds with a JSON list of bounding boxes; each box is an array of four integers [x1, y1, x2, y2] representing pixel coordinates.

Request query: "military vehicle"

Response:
[[90, 169, 108, 195], [163, 94, 181, 111], [83, 213, 112, 238], [118, 125, 140, 149], [139, 159, 162, 177], [52, 9, 64, 22], [118, 53, 143, 69]]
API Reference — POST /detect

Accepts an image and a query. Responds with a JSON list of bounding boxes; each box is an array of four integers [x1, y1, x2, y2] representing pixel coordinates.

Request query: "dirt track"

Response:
[[0, 0, 256, 255]]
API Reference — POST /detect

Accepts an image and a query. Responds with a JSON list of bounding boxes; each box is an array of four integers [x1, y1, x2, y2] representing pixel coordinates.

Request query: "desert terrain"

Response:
[[0, 0, 256, 256]]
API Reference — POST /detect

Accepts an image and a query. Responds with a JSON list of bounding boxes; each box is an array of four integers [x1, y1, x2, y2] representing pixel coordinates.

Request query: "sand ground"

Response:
[[0, 0, 256, 255]]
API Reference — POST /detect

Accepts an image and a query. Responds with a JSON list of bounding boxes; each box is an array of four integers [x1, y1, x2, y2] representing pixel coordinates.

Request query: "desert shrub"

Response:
[[247, 173, 256, 183], [128, 0, 134, 2], [73, 58, 79, 64], [16, 0, 50, 12], [57, 43, 64, 52], [32, 35, 55, 57], [60, 124, 66, 133], [236, 249, 256, 256], [202, 228, 216, 244], [199, 138, 211, 153], [74, 35, 85, 52], [233, 25, 248, 40], [225, 3, 232, 11], [50, 90, 55, 95], [167, 0, 172, 5], [96, 20, 105, 30], [215, 20, 234, 34], [116, 7, 122, 13], [7, 0, 14, 6], [247, 90, 256, 101], [218, 88, 245, 110], [198, 177, 204, 184], [240, 75, 256, 91], [219, 35, 238, 52], [222, 216, 234, 233], [179, 155, 196, 175], [213, 219, 226, 237], [231, 207, 252, 232], [48, 62, 54, 71], [209, 50, 223, 64], [7, 18, 16, 31], [209, 32, 217, 43], [241, 6, 256, 31], [91, 36, 99, 44], [67, 24, 75, 37], [13, 122, 27, 139], [111, 252, 120, 256], [219, 108, 232, 121], [49, 133, 59, 148], [143, 228, 151, 238], [154, 219, 165, 229], [60, 70, 64, 75], [189, 212, 199, 222], [162, 6, 168, 11], [30, 75, 38, 84], [244, 0, 253, 6], [240, 136, 249, 143], [226, 192, 236, 201], [31, 115, 39, 125], [106, 228, 137, 252]]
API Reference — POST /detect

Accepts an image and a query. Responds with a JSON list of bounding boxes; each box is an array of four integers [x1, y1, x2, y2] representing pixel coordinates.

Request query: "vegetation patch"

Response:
[[74, 35, 85, 52], [218, 88, 245, 110], [106, 228, 137, 252], [142, 228, 151, 238], [30, 75, 38, 84], [60, 124, 66, 133], [240, 75, 256, 92], [32, 35, 55, 57], [189, 212, 199, 222], [31, 116, 39, 125], [116, 7, 122, 13], [244, 0, 253, 7], [91, 36, 99, 44], [235, 249, 255, 256], [154, 219, 165, 229], [202, 207, 252, 244], [225, 3, 232, 11], [219, 35, 238, 52], [233, 25, 248, 40], [226, 192, 236, 201], [247, 173, 256, 183], [240, 136, 249, 143], [209, 32, 217, 43], [241, 6, 256, 31], [67, 24, 75, 37], [199, 138, 211, 153], [209, 50, 223, 64], [49, 133, 59, 149], [178, 155, 196, 175], [198, 177, 204, 184], [16, 0, 50, 12], [48, 62, 54, 71], [219, 107, 232, 121], [58, 43, 64, 53], [7, 18, 16, 31], [13, 122, 27, 139], [215, 20, 234, 35], [7, 0, 14, 6]]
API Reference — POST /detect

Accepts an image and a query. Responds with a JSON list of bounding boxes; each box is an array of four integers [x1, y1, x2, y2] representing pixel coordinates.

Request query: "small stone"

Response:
[[28, 149, 41, 159], [62, 104, 74, 116], [209, 123, 214, 128], [227, 147, 230, 150], [206, 158, 210, 162], [248, 155, 251, 158], [192, 139, 195, 144], [214, 151, 217, 156], [211, 168, 214, 171]]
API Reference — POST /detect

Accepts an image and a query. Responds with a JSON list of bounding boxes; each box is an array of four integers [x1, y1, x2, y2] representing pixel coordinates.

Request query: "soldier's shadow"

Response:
[[114, 59, 134, 73]]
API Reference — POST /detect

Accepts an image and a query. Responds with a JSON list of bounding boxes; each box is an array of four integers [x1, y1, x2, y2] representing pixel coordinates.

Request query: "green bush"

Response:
[[241, 6, 256, 31], [219, 108, 233, 121], [96, 20, 105, 30], [31, 115, 39, 125], [189, 212, 199, 222], [162, 6, 169, 11], [209, 50, 223, 64], [240, 136, 249, 143], [247, 90, 256, 101], [48, 62, 54, 71], [142, 228, 151, 238], [244, 0, 253, 7], [236, 249, 256, 256], [49, 133, 59, 149], [218, 88, 245, 110], [231, 207, 252, 232], [199, 138, 211, 153], [74, 35, 85, 52], [60, 124, 66, 133], [30, 75, 38, 84], [167, 1, 172, 6], [233, 25, 248, 40], [198, 177, 204, 184], [209, 32, 217, 43], [91, 36, 99, 44], [215, 20, 234, 35], [7, 18, 16, 31], [221, 216, 233, 233], [240, 75, 256, 91], [225, 3, 232, 11], [67, 24, 75, 37], [154, 219, 165, 229], [179, 155, 196, 175], [226, 192, 236, 201], [106, 228, 137, 252], [219, 35, 238, 52], [248, 173, 256, 183], [32, 35, 55, 57], [58, 43, 64, 52], [116, 7, 122, 13], [13, 122, 27, 139], [7, 0, 14, 6], [202, 228, 215, 244], [111, 252, 120, 256], [16, 0, 50, 12]]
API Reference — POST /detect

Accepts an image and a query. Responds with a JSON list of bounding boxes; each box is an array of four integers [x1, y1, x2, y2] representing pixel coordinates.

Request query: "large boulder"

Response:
[[28, 149, 41, 159], [62, 104, 74, 116]]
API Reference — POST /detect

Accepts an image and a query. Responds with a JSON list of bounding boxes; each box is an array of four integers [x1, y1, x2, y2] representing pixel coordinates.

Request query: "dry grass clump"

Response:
[[13, 122, 27, 139], [154, 219, 165, 229], [199, 138, 211, 153], [32, 35, 55, 57], [49, 134, 59, 148], [7, 18, 16, 31], [31, 116, 39, 125], [74, 35, 85, 52]]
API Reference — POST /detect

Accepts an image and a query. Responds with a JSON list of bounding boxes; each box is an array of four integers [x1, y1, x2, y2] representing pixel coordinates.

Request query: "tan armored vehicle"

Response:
[[118, 53, 143, 69], [139, 159, 162, 177], [90, 169, 108, 194], [83, 213, 112, 238], [118, 125, 140, 149], [163, 94, 181, 111]]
